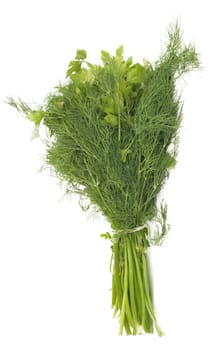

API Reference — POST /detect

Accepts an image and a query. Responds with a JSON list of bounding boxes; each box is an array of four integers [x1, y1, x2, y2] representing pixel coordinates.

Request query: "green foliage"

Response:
[[8, 22, 200, 335], [15, 23, 198, 232]]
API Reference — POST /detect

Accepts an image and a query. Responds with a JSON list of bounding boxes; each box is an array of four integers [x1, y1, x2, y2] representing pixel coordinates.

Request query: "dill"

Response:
[[8, 22, 200, 335]]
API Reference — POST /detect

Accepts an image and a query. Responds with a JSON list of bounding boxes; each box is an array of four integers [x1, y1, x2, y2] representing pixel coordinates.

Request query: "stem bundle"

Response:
[[111, 229, 163, 335]]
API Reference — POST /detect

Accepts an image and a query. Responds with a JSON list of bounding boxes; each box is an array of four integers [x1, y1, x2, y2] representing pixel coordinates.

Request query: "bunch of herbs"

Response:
[[8, 22, 200, 335]]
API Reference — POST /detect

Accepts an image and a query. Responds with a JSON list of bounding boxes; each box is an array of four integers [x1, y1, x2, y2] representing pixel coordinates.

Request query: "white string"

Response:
[[113, 223, 148, 235]]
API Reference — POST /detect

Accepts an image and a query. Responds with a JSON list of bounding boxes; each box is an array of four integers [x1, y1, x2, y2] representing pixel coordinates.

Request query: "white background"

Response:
[[0, 0, 223, 349]]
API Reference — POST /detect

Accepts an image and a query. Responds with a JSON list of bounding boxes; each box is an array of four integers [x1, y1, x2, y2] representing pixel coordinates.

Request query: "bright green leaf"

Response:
[[75, 49, 87, 60], [104, 105, 115, 114], [101, 50, 111, 64], [116, 45, 124, 60], [66, 60, 82, 77], [80, 69, 95, 83], [127, 63, 144, 84], [168, 155, 177, 169], [120, 84, 131, 98], [100, 232, 112, 240], [104, 97, 115, 114], [126, 56, 133, 67], [104, 114, 118, 127], [26, 110, 45, 125]]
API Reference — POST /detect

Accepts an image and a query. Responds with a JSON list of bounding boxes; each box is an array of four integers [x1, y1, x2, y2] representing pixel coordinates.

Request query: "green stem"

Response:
[[126, 238, 139, 324], [119, 240, 128, 334], [131, 238, 146, 328], [111, 229, 163, 336]]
